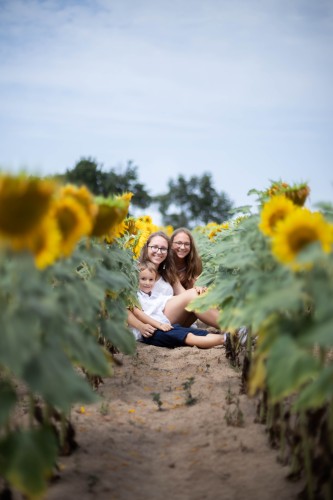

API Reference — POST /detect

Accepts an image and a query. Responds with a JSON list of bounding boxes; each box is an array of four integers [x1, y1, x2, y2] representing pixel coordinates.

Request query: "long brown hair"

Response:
[[170, 227, 202, 289], [139, 231, 178, 286]]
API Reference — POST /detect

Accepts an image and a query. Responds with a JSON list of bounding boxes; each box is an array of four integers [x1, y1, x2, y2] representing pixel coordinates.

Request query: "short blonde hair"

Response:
[[138, 260, 157, 277]]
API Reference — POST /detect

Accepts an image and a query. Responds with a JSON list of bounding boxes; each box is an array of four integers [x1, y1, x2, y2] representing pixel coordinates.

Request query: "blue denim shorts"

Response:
[[141, 323, 209, 349]]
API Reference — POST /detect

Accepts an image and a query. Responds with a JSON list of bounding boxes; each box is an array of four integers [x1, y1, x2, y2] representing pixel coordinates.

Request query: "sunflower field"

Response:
[[0, 174, 332, 500], [191, 180, 333, 499], [0, 173, 164, 499]]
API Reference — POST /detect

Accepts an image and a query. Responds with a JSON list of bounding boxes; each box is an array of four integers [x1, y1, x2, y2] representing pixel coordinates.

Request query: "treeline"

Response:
[[54, 157, 233, 229]]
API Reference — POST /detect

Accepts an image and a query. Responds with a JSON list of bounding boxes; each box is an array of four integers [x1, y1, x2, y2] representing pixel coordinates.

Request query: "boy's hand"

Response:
[[140, 324, 156, 338], [158, 323, 173, 332]]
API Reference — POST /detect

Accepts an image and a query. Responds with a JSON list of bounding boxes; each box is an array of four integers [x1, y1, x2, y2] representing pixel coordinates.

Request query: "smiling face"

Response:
[[171, 231, 191, 260], [138, 267, 156, 294], [147, 235, 169, 267]]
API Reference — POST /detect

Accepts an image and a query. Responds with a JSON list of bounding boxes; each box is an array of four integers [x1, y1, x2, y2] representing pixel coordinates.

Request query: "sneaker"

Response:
[[237, 326, 248, 346]]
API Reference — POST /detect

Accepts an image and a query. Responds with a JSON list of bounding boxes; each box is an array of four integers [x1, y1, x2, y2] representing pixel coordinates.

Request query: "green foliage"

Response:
[[266, 336, 321, 402], [64, 157, 152, 209], [0, 426, 58, 499], [60, 158, 236, 226], [193, 204, 333, 496], [192, 212, 333, 413], [64, 157, 105, 195], [0, 236, 138, 497], [154, 172, 233, 229], [0, 381, 17, 428]]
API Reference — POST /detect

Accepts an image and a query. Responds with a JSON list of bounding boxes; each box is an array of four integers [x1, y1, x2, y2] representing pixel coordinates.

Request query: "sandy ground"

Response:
[[40, 342, 304, 500]]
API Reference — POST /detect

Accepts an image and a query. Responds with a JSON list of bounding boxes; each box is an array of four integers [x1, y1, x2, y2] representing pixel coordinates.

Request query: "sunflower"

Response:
[[271, 208, 332, 269], [135, 216, 158, 235], [132, 230, 150, 258], [208, 222, 229, 240], [26, 215, 61, 269], [0, 174, 56, 247], [126, 226, 151, 258], [104, 219, 128, 244], [163, 224, 174, 236], [136, 215, 153, 225], [91, 194, 133, 238], [126, 217, 139, 235], [60, 184, 97, 219], [115, 192, 133, 220], [259, 195, 296, 237], [52, 196, 92, 256], [121, 215, 158, 256], [266, 180, 310, 206]]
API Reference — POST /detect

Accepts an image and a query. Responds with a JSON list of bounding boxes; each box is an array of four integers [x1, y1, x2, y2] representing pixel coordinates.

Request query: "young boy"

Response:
[[131, 261, 225, 349]]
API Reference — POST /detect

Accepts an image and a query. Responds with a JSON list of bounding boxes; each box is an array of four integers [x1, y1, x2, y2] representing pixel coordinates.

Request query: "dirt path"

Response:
[[45, 343, 303, 500]]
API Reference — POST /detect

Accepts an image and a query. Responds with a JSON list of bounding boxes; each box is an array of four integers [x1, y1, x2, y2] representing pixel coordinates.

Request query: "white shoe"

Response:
[[237, 326, 248, 345]]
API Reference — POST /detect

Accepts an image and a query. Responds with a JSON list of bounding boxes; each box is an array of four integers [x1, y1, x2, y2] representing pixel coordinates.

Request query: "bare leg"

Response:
[[164, 289, 220, 329], [185, 333, 224, 349]]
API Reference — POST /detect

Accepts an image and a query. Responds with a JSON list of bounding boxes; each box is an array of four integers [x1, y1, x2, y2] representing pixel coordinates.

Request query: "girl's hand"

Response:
[[140, 324, 156, 337], [158, 323, 173, 332], [194, 286, 208, 295]]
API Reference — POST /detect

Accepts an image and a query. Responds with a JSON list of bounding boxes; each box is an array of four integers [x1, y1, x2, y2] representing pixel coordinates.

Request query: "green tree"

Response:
[[64, 158, 152, 209], [154, 173, 233, 228], [64, 157, 106, 195], [103, 161, 152, 209]]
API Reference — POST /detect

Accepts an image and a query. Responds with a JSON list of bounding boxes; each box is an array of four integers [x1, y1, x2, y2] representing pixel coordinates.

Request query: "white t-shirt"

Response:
[[151, 276, 174, 298]]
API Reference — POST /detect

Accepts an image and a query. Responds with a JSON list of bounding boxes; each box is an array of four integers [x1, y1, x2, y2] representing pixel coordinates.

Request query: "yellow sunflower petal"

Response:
[[60, 184, 98, 219], [0, 175, 56, 244], [271, 208, 333, 270], [259, 195, 297, 237], [52, 196, 92, 256], [27, 216, 61, 269]]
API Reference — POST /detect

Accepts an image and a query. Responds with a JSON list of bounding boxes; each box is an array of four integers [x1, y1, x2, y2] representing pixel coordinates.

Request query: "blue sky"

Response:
[[1, 0, 332, 220]]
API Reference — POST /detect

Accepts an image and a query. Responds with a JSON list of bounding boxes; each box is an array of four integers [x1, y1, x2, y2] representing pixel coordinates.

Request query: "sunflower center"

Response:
[[288, 227, 318, 253], [269, 210, 288, 229], [57, 208, 79, 239]]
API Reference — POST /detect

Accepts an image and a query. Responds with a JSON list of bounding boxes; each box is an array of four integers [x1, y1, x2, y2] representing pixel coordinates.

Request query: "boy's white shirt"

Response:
[[131, 290, 171, 341]]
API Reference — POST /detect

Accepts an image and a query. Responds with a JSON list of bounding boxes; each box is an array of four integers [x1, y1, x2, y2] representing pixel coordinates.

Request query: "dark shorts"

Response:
[[141, 323, 209, 349]]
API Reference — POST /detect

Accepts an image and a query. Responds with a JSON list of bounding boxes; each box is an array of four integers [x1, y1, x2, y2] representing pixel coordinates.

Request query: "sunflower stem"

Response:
[[300, 411, 314, 500]]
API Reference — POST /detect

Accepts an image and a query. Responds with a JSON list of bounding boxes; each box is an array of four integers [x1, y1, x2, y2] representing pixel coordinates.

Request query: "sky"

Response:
[[1, 0, 332, 221]]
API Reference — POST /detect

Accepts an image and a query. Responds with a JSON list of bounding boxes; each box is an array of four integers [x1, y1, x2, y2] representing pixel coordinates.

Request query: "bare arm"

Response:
[[173, 278, 206, 296], [132, 307, 173, 332], [127, 309, 156, 338], [172, 278, 186, 295]]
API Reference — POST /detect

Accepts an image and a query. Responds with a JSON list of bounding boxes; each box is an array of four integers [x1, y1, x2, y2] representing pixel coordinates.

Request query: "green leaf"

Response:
[[301, 318, 333, 349], [61, 324, 111, 376], [83, 280, 106, 303], [266, 336, 321, 402], [293, 364, 333, 410], [95, 268, 130, 291], [100, 319, 136, 354], [244, 282, 303, 331], [0, 314, 41, 375], [23, 345, 97, 412], [0, 426, 58, 499]]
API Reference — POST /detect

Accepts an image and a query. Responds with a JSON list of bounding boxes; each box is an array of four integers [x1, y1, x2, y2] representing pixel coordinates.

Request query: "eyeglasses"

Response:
[[173, 241, 191, 248], [148, 245, 168, 254]]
